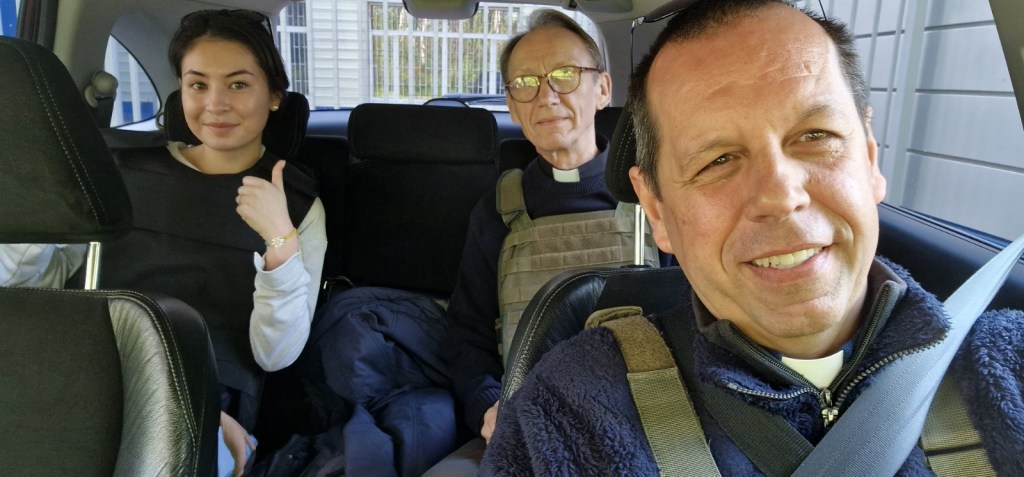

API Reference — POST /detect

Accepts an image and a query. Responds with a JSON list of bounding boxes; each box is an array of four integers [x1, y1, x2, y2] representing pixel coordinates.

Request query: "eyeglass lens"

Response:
[[507, 67, 583, 102]]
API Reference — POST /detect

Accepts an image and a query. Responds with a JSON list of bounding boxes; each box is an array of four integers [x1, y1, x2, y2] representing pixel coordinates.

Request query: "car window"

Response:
[[802, 1, 1024, 242], [6, 0, 158, 128], [276, 1, 599, 111], [105, 36, 160, 127], [1, 0, 18, 37]]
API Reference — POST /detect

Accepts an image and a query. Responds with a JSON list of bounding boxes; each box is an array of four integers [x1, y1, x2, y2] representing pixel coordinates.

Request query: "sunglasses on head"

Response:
[[180, 9, 273, 35]]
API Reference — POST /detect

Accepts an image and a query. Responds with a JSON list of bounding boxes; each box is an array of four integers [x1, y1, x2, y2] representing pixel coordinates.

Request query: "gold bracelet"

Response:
[[266, 228, 297, 248]]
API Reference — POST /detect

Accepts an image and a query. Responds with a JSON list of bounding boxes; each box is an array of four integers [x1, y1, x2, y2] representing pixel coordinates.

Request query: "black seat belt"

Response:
[[661, 299, 811, 477]]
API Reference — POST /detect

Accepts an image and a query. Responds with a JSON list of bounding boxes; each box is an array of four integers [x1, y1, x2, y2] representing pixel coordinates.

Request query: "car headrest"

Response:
[[163, 89, 310, 160], [347, 103, 496, 164], [0, 37, 132, 244], [605, 105, 640, 203], [498, 138, 537, 172], [595, 106, 623, 142]]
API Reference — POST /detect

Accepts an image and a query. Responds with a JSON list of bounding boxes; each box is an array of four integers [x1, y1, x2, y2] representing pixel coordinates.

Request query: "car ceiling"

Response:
[[54, 0, 681, 100]]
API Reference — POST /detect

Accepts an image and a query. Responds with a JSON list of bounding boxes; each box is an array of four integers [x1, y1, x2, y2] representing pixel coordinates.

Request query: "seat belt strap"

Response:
[[793, 232, 1024, 476], [587, 306, 721, 477], [921, 374, 996, 476], [696, 384, 811, 476]]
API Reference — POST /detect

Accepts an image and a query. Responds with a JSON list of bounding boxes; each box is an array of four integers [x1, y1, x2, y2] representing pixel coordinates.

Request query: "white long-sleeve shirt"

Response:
[[0, 243, 87, 288], [249, 198, 326, 371]]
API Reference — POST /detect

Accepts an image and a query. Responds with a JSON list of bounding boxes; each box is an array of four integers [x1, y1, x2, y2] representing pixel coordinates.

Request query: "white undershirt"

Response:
[[781, 349, 845, 389]]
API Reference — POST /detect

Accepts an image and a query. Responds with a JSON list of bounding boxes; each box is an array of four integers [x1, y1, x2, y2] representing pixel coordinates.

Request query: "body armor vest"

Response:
[[495, 168, 659, 361], [102, 146, 316, 427]]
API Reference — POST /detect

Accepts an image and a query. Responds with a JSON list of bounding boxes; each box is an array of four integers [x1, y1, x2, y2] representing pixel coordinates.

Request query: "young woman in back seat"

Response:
[[159, 9, 326, 475], [1, 9, 327, 476]]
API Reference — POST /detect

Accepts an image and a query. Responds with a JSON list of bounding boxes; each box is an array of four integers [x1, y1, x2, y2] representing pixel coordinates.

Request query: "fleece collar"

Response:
[[692, 259, 949, 409]]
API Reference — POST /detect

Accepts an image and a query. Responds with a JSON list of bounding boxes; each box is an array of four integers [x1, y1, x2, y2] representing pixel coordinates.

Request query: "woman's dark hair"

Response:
[[169, 9, 289, 97]]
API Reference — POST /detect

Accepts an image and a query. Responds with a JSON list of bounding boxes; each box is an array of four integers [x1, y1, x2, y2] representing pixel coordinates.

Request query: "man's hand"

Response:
[[481, 401, 500, 443], [220, 411, 256, 477]]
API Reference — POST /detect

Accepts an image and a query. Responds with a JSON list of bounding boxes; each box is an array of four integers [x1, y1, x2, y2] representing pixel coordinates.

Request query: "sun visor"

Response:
[[402, 0, 478, 20], [576, 0, 634, 14]]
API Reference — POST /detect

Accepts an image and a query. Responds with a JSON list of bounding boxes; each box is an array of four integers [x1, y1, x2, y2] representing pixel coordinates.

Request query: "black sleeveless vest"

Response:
[[103, 145, 317, 427]]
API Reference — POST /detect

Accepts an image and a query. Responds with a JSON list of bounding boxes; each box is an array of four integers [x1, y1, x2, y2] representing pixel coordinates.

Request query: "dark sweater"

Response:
[[443, 141, 618, 435], [481, 259, 1024, 476]]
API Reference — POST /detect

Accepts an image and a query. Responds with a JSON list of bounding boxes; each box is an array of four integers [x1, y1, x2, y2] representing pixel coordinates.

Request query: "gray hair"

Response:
[[499, 9, 605, 83]]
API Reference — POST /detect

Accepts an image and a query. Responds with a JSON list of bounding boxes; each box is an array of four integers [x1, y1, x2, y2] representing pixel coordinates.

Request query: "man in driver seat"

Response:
[[482, 0, 1024, 475]]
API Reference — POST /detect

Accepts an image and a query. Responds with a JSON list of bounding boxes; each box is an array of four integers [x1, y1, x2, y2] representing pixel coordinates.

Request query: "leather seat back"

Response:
[[0, 36, 220, 477]]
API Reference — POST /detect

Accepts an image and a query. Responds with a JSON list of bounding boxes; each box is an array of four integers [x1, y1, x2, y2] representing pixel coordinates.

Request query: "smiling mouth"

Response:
[[537, 117, 566, 125], [751, 247, 823, 269]]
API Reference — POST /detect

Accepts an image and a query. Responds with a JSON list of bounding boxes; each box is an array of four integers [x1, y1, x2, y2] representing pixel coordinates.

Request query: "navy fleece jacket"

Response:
[[482, 259, 1024, 476]]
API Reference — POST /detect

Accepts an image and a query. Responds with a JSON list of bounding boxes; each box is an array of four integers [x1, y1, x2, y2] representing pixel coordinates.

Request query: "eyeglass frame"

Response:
[[504, 65, 603, 103]]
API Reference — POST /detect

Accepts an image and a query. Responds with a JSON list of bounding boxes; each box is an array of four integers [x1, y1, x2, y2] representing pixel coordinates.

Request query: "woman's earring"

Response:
[[270, 104, 280, 112]]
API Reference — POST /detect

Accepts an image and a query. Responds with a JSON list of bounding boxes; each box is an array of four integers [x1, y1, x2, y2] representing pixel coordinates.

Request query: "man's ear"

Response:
[[595, 71, 612, 110], [863, 107, 887, 204], [507, 94, 522, 125], [629, 165, 674, 255]]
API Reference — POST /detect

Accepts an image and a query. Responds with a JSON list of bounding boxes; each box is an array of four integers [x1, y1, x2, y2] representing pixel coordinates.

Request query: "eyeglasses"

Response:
[[180, 9, 273, 36], [504, 66, 602, 103]]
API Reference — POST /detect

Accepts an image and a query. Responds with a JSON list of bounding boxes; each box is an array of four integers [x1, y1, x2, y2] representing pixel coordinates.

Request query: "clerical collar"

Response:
[[551, 167, 581, 183], [780, 349, 845, 389]]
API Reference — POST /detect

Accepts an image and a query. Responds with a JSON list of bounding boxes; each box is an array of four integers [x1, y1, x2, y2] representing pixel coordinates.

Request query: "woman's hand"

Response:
[[220, 411, 256, 477], [237, 160, 297, 270]]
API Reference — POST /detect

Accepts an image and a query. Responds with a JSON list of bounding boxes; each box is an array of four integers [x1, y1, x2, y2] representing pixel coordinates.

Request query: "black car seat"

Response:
[[0, 36, 219, 476], [333, 103, 498, 297]]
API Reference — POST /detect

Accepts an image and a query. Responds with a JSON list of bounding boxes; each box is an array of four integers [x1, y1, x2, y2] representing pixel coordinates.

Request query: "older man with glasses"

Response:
[[441, 9, 666, 457]]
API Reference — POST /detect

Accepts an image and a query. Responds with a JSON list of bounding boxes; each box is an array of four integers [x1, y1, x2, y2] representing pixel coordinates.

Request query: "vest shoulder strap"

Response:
[[614, 200, 633, 219], [496, 167, 634, 231], [921, 373, 996, 476], [496, 168, 531, 231], [586, 306, 721, 477]]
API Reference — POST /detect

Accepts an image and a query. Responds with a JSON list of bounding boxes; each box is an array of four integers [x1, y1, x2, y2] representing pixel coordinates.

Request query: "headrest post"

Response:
[[634, 205, 647, 266], [83, 242, 102, 290]]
